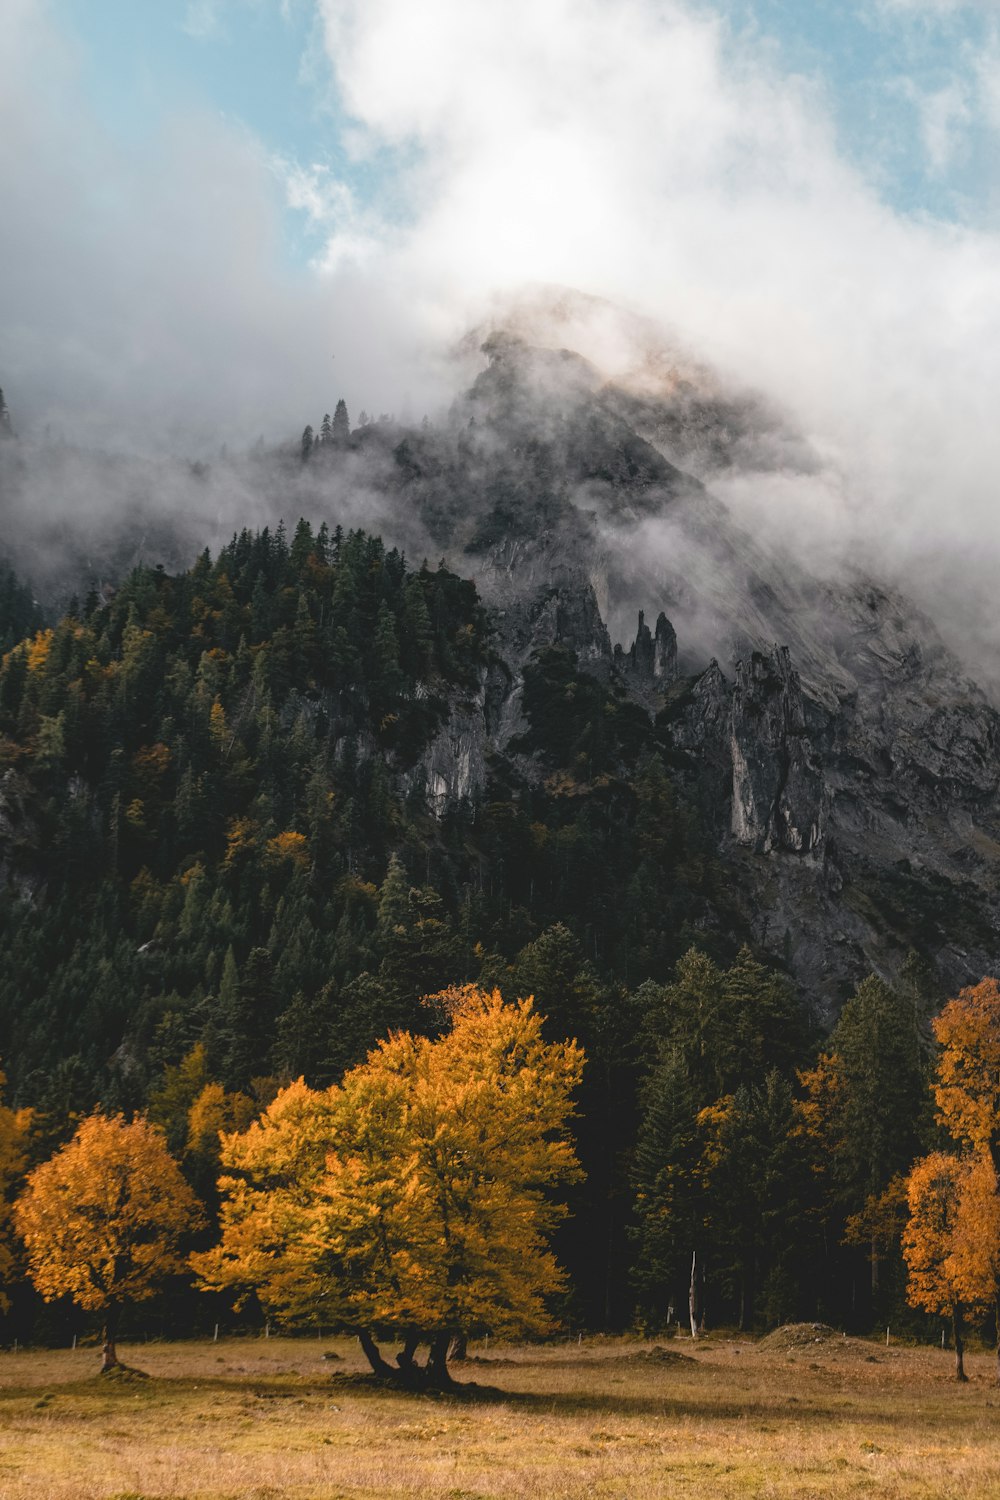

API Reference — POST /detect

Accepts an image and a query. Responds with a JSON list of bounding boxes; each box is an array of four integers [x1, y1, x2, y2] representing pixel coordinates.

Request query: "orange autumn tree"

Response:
[[903, 979, 1000, 1381], [14, 1113, 203, 1372], [902, 1152, 1000, 1381], [195, 985, 584, 1386]]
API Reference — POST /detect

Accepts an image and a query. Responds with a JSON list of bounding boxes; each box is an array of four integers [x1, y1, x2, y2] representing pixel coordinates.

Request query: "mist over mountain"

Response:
[[3, 312, 1000, 1029]]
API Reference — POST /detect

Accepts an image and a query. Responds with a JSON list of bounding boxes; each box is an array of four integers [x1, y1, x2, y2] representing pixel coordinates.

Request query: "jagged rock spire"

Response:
[[615, 610, 678, 690]]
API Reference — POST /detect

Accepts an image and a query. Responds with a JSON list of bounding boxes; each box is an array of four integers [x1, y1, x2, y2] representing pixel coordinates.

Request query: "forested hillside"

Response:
[[0, 522, 960, 1341], [3, 341, 1000, 1346]]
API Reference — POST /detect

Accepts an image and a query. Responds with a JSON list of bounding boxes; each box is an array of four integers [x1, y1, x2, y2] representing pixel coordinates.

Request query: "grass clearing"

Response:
[[1, 1331, 999, 1498]]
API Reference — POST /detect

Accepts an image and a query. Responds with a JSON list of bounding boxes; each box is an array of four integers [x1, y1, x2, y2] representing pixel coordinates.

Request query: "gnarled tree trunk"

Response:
[[426, 1331, 453, 1387], [396, 1332, 421, 1374], [100, 1304, 120, 1373], [357, 1329, 396, 1379]]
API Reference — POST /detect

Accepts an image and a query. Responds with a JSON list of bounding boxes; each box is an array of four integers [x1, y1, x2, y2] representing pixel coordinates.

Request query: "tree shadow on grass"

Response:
[[317, 1368, 928, 1430]]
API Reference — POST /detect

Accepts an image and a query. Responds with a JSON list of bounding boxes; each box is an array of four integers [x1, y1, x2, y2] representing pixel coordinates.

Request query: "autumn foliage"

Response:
[[903, 979, 1000, 1380], [933, 979, 1000, 1159], [14, 1112, 203, 1369], [194, 985, 584, 1382]]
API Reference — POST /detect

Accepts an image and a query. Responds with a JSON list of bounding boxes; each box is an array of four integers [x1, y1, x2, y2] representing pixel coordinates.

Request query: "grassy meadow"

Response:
[[1, 1328, 999, 1499]]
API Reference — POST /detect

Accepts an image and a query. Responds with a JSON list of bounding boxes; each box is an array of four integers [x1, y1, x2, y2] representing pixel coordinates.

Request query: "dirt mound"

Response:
[[759, 1323, 841, 1351], [623, 1345, 695, 1365]]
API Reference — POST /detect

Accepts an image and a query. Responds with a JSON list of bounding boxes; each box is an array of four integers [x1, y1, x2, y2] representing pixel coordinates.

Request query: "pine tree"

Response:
[[332, 399, 350, 445], [631, 1050, 701, 1331], [798, 974, 927, 1315], [0, 1068, 31, 1311], [300, 425, 314, 462]]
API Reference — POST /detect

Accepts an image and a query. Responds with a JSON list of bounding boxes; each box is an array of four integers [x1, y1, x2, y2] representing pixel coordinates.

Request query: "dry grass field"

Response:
[[1, 1327, 999, 1499]]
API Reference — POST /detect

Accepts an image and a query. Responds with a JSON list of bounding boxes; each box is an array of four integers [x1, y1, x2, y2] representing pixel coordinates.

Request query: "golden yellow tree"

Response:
[[195, 986, 584, 1384], [0, 1069, 32, 1311], [14, 1113, 203, 1371]]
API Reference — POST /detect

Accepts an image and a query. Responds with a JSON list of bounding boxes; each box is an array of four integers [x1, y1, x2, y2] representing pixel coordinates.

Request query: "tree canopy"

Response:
[[194, 985, 584, 1383], [14, 1112, 203, 1369]]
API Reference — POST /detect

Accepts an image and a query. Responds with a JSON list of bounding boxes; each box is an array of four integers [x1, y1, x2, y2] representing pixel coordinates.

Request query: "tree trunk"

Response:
[[100, 1304, 120, 1373], [996, 1298, 1000, 1387], [688, 1250, 704, 1339], [449, 1333, 468, 1363], [426, 1331, 453, 1387], [953, 1307, 968, 1383], [396, 1332, 421, 1373], [357, 1329, 395, 1379]]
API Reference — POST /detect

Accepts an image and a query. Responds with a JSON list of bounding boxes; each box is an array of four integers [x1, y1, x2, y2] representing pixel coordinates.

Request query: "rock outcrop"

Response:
[[730, 647, 824, 856], [393, 337, 1000, 1015]]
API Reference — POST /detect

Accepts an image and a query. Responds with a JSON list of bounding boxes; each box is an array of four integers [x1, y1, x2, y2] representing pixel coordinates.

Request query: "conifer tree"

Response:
[[331, 399, 350, 445], [798, 973, 927, 1313], [0, 1069, 31, 1311]]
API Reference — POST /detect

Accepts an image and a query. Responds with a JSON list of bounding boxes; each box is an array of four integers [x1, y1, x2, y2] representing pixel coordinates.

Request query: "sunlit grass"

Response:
[[2, 1330, 1000, 1498]]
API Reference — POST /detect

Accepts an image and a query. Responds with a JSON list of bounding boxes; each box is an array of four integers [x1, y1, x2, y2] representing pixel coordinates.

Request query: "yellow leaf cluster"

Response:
[[25, 629, 53, 674], [186, 1083, 258, 1165], [265, 830, 309, 868], [209, 698, 228, 747], [933, 979, 1000, 1154], [223, 818, 260, 866]]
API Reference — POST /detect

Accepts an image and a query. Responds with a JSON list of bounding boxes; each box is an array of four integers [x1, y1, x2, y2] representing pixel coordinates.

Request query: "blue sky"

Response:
[[714, 0, 1000, 221], [7, 0, 1000, 489], [7, 0, 1000, 678], [53, 0, 345, 266], [50, 0, 1000, 262]]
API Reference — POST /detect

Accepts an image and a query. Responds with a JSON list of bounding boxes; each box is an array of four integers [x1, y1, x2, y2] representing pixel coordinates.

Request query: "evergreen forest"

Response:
[[0, 522, 990, 1354]]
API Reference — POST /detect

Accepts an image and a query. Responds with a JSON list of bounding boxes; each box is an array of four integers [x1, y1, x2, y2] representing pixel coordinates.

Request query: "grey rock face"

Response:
[[614, 610, 678, 699], [730, 647, 824, 855], [0, 769, 42, 901], [407, 680, 491, 813]]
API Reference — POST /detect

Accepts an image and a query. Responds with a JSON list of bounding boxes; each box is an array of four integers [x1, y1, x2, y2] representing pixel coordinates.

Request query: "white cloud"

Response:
[[9, 0, 1000, 670], [904, 75, 973, 172], [0, 0, 432, 447], [302, 0, 1000, 660]]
